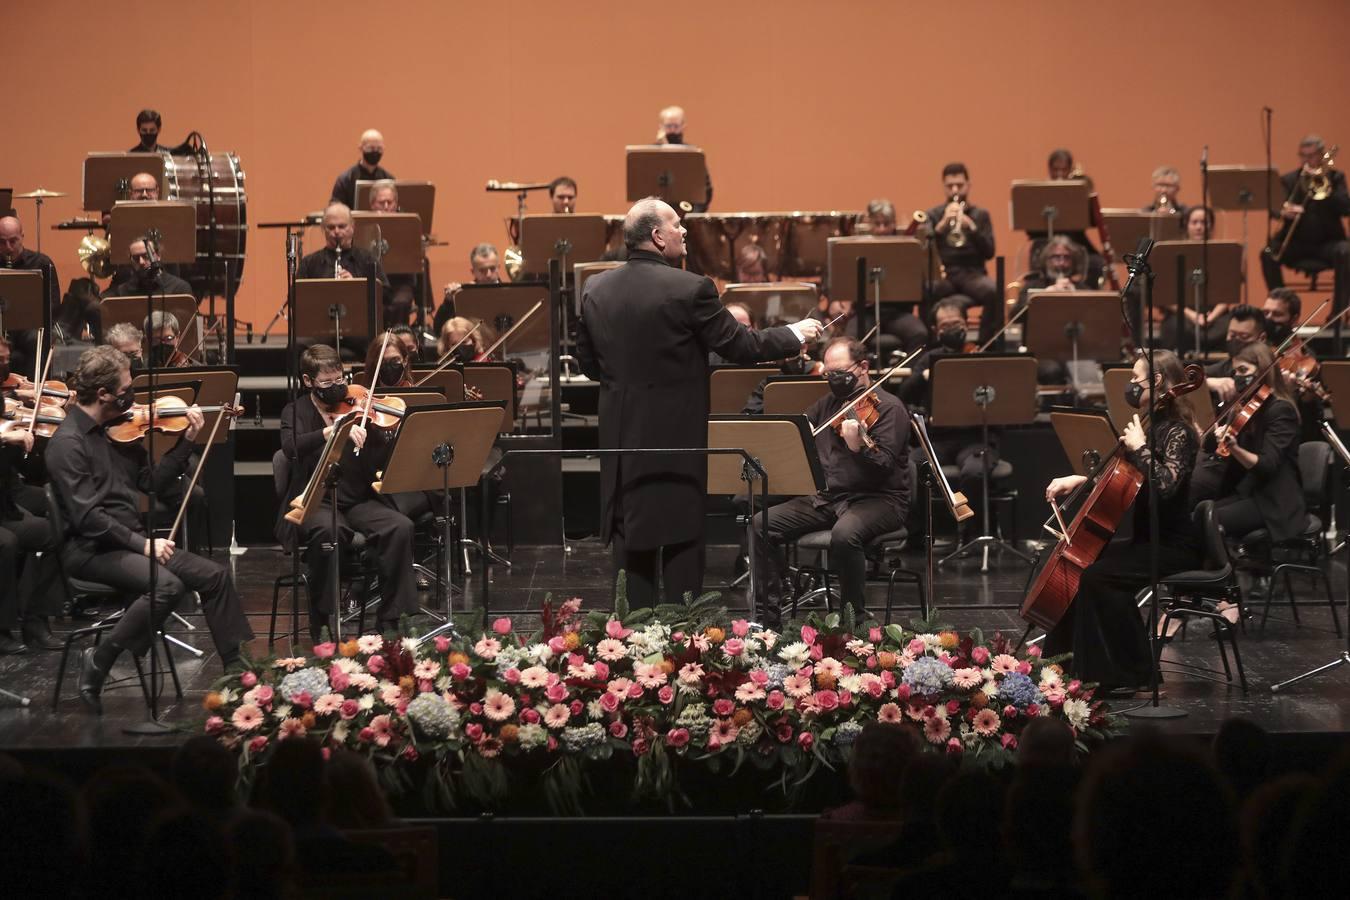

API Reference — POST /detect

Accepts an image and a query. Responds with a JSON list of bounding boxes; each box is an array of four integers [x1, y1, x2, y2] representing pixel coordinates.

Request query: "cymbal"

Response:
[[15, 188, 67, 199]]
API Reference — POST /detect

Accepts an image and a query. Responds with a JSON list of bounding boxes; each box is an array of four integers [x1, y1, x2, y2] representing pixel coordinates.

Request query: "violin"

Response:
[[105, 397, 244, 443], [1278, 338, 1329, 403], [337, 383, 406, 430], [1021, 362, 1206, 631], [832, 390, 880, 450], [1216, 383, 1272, 458], [1, 397, 66, 439], [1, 374, 73, 406]]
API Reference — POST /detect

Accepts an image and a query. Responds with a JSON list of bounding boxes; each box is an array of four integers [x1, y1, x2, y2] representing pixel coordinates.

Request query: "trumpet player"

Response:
[[925, 163, 1000, 345], [1144, 166, 1188, 221], [1261, 134, 1349, 291]]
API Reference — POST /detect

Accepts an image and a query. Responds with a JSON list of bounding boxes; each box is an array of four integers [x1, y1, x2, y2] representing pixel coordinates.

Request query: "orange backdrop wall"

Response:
[[7, 0, 1349, 330]]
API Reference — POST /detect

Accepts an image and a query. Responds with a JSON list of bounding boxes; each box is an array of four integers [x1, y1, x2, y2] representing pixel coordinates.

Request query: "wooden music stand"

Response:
[[762, 376, 830, 415], [1024, 291, 1123, 367], [1010, 180, 1091, 235], [133, 367, 239, 446], [294, 278, 381, 346], [109, 201, 196, 264], [827, 236, 925, 303], [1149, 240, 1244, 315], [462, 363, 516, 433], [521, 215, 607, 282], [626, 145, 708, 208], [377, 387, 448, 409], [352, 212, 422, 275], [409, 366, 465, 401], [1208, 166, 1278, 214], [82, 152, 165, 211], [574, 260, 623, 299], [1049, 409, 1120, 477], [709, 366, 776, 414], [100, 293, 198, 337], [1101, 365, 1215, 433], [354, 180, 436, 234], [720, 283, 818, 327], [0, 270, 47, 333], [1100, 209, 1183, 247], [0, 188, 12, 216], [455, 284, 551, 354]]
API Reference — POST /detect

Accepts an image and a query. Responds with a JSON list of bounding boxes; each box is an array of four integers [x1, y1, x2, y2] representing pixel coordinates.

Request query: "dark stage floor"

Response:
[[4, 540, 1350, 765]]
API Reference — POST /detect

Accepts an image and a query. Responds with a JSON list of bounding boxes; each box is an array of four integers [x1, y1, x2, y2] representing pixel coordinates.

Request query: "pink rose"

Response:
[[1026, 703, 1040, 717], [731, 619, 750, 638], [593, 661, 610, 681], [492, 617, 513, 635], [465, 723, 484, 742], [798, 732, 815, 751], [402, 745, 419, 761], [713, 698, 735, 717], [867, 681, 884, 698], [894, 683, 911, 701], [521, 708, 540, 725], [396, 699, 409, 716], [254, 684, 275, 705], [609, 721, 628, 739], [946, 737, 963, 755], [548, 636, 566, 654], [367, 655, 386, 674], [547, 736, 558, 752], [800, 625, 818, 645], [502, 667, 521, 684], [723, 638, 745, 657], [312, 642, 336, 659], [451, 663, 471, 681], [838, 690, 853, 707], [357, 727, 374, 743], [1026, 644, 1043, 658], [248, 736, 268, 753], [880, 670, 896, 688], [204, 716, 225, 734], [750, 669, 769, 686], [568, 652, 586, 669], [866, 656, 879, 670], [869, 627, 883, 643], [327, 668, 349, 692], [626, 683, 644, 700], [809, 644, 823, 661], [339, 699, 359, 720], [766, 690, 785, 711], [434, 636, 451, 653], [907, 638, 927, 656], [545, 683, 567, 703], [1001, 734, 1018, 750], [776, 722, 794, 743], [672, 631, 685, 642], [292, 691, 312, 710], [1003, 704, 1018, 719], [657, 685, 675, 705], [970, 646, 990, 665], [947, 699, 961, 716], [240, 671, 258, 688], [519, 693, 532, 706], [599, 692, 621, 713], [632, 737, 650, 756], [666, 727, 690, 748], [813, 690, 839, 711], [569, 700, 584, 716], [468, 702, 483, 716], [1018, 660, 1033, 675]]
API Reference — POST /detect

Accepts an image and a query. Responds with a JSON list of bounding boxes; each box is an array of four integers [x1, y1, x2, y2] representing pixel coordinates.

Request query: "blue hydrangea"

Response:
[[406, 692, 459, 739], [901, 657, 954, 695], [834, 720, 863, 747], [278, 667, 330, 702], [998, 671, 1045, 708], [763, 664, 792, 689]]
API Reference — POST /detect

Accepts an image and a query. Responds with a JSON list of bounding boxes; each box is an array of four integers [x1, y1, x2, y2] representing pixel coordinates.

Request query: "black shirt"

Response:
[[804, 388, 911, 512], [0, 248, 60, 312], [46, 404, 195, 558], [128, 143, 164, 153], [1126, 416, 1198, 548], [104, 269, 195, 299], [330, 163, 394, 210], [924, 202, 996, 270], [1273, 167, 1350, 246], [297, 246, 389, 289]]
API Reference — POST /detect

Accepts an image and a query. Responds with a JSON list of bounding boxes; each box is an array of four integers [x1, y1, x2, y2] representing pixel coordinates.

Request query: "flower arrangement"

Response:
[[204, 590, 1122, 812]]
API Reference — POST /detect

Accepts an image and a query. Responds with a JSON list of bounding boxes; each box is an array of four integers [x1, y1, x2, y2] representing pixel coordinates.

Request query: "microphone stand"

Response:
[[1119, 238, 1186, 720]]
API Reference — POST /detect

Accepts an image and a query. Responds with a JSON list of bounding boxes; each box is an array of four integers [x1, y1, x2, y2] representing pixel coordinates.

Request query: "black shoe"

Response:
[[78, 648, 107, 714], [0, 632, 27, 656], [22, 617, 63, 652]]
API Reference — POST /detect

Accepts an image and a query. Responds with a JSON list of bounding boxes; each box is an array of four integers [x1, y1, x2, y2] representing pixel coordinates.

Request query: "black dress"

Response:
[[1045, 417, 1201, 688]]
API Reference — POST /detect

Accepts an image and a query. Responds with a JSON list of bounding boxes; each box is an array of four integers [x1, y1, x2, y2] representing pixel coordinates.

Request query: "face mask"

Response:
[[938, 329, 966, 351], [313, 382, 348, 406], [1226, 339, 1248, 360], [1125, 382, 1145, 409], [377, 361, 405, 386], [362, 149, 383, 166], [826, 368, 858, 399], [1266, 323, 1291, 345], [150, 344, 175, 367], [665, 133, 684, 145], [129, 355, 146, 372], [1234, 372, 1256, 393], [111, 386, 136, 412], [453, 345, 476, 364]]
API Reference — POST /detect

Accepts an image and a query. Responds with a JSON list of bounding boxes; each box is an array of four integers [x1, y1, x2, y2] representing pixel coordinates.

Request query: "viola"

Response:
[[832, 390, 880, 450], [1216, 384, 1272, 458], [338, 383, 407, 430], [105, 397, 244, 443], [1020, 362, 1206, 631]]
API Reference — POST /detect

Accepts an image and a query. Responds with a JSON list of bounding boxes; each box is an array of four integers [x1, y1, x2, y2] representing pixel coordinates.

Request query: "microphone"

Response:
[[1201, 144, 1208, 166], [144, 228, 163, 277]]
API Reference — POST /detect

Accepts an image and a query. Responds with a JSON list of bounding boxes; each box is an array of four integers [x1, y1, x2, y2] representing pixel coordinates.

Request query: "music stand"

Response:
[[455, 284, 551, 355], [930, 354, 1039, 570], [721, 283, 818, 328], [409, 365, 465, 401], [1010, 180, 1091, 237], [0, 188, 11, 217], [912, 412, 975, 616], [372, 403, 502, 636], [762, 376, 831, 415], [575, 260, 623, 301], [294, 278, 381, 348], [827, 236, 925, 303], [521, 214, 606, 377], [626, 145, 709, 208], [709, 366, 776, 414], [1102, 365, 1215, 433], [1101, 209, 1183, 247], [82, 152, 165, 211], [0, 270, 47, 336], [1149, 241, 1244, 352], [708, 414, 826, 621], [354, 180, 436, 234], [109, 201, 196, 265], [462, 363, 516, 434], [1210, 166, 1278, 304], [100, 293, 198, 338], [1050, 409, 1119, 478], [133, 367, 239, 446], [352, 212, 422, 274], [1024, 291, 1122, 393], [284, 418, 355, 641]]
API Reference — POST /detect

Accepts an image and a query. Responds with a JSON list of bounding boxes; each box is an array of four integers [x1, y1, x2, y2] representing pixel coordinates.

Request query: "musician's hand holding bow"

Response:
[[1046, 475, 1087, 502], [183, 405, 205, 442], [840, 418, 864, 452], [1122, 415, 1146, 452], [0, 429, 34, 452], [322, 421, 367, 449], [144, 537, 175, 563], [1208, 376, 1236, 403]]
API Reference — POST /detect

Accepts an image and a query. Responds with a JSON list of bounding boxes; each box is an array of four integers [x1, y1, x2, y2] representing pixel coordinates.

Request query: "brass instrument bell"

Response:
[[78, 234, 112, 278]]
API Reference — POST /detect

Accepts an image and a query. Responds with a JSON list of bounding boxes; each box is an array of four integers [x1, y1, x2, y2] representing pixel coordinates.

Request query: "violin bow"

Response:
[[810, 344, 925, 437], [974, 303, 1030, 353], [414, 321, 482, 387], [354, 331, 392, 454], [168, 392, 239, 543], [22, 329, 55, 456], [475, 301, 543, 361]]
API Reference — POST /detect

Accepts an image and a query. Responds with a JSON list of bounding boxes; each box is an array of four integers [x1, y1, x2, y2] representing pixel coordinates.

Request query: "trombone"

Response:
[[1274, 144, 1338, 263]]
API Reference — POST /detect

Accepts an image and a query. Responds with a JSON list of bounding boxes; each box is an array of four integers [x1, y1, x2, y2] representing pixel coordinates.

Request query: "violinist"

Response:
[[1, 418, 64, 655], [46, 346, 253, 712], [277, 344, 418, 640], [1204, 305, 1268, 404], [437, 316, 492, 363], [1042, 350, 1201, 695], [104, 322, 146, 368], [925, 163, 1000, 347], [1262, 288, 1324, 438], [1191, 342, 1306, 547], [104, 235, 194, 299], [896, 299, 999, 541], [752, 337, 912, 621]]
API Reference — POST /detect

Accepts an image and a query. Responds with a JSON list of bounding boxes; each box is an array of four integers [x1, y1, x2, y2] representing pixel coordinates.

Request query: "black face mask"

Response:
[[453, 345, 476, 364], [150, 343, 175, 367], [1125, 382, 1145, 409], [826, 369, 858, 399], [312, 382, 348, 406], [938, 329, 966, 351], [111, 386, 136, 413], [377, 362, 405, 386], [665, 133, 684, 145], [129, 355, 146, 372], [1234, 372, 1256, 393], [362, 149, 383, 166], [1226, 339, 1249, 360], [1266, 323, 1291, 345]]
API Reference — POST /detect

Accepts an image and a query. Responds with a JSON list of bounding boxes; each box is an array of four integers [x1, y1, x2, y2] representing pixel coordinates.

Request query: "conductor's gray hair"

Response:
[[623, 197, 665, 251]]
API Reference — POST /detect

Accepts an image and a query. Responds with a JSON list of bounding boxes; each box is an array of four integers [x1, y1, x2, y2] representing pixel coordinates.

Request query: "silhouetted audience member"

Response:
[[853, 751, 957, 871], [1017, 716, 1077, 767], [173, 734, 241, 822], [228, 809, 297, 900], [1213, 717, 1273, 802], [1075, 735, 1239, 899], [0, 770, 85, 897], [141, 809, 231, 900], [326, 748, 398, 830], [1240, 774, 1317, 900], [822, 723, 922, 822], [1004, 764, 1083, 896], [82, 765, 184, 899], [1282, 749, 1350, 897], [901, 769, 1010, 893]]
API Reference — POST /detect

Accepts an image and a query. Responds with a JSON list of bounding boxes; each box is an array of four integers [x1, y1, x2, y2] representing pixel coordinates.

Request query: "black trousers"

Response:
[[1044, 539, 1199, 687], [301, 497, 418, 636], [1213, 496, 1266, 543], [611, 522, 705, 608], [753, 495, 905, 615], [0, 509, 63, 629], [71, 546, 253, 661], [1261, 238, 1348, 291], [930, 266, 1001, 346]]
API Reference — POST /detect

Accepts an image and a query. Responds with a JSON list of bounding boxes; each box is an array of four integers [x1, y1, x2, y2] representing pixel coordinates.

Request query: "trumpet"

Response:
[[945, 192, 968, 249], [1155, 191, 1178, 215]]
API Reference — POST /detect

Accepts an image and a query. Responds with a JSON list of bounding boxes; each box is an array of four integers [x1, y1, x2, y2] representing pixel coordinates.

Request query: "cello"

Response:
[[1020, 362, 1205, 631]]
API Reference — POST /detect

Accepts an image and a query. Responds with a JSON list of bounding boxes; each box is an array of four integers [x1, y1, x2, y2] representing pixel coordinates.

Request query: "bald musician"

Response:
[[433, 243, 501, 335], [297, 203, 390, 287], [0, 215, 61, 374], [128, 172, 159, 201], [654, 105, 713, 212], [331, 129, 393, 210]]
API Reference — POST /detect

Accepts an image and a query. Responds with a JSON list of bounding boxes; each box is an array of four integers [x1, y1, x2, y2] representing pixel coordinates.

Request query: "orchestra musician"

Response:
[[387, 324, 423, 363], [104, 323, 146, 368], [55, 277, 104, 344], [277, 344, 419, 641], [1031, 148, 1105, 288], [128, 172, 160, 201], [47, 346, 254, 712], [753, 337, 911, 621], [1261, 134, 1348, 292], [1144, 165, 1189, 221], [1204, 304, 1268, 404], [104, 234, 194, 299], [1016, 235, 1086, 314], [437, 316, 492, 363], [863, 199, 897, 236], [130, 109, 164, 153], [330, 129, 393, 211], [653, 105, 713, 212], [0, 215, 60, 373], [734, 244, 770, 284], [298, 203, 389, 285], [1157, 207, 1230, 353], [576, 197, 820, 607], [0, 409, 63, 655], [433, 243, 501, 336], [549, 177, 578, 214], [1042, 350, 1201, 695], [367, 179, 418, 326], [925, 163, 1000, 346], [897, 299, 999, 541], [1258, 288, 1324, 440]]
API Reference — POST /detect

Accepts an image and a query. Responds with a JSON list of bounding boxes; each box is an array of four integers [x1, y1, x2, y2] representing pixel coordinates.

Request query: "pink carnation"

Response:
[[592, 661, 610, 680], [970, 646, 990, 665], [907, 638, 927, 656], [545, 682, 567, 703], [731, 619, 750, 638], [464, 723, 484, 742], [946, 737, 963, 755], [327, 668, 350, 692], [450, 663, 471, 681], [240, 671, 258, 688], [713, 698, 735, 717], [312, 642, 336, 658], [492, 617, 513, 635], [1001, 733, 1018, 750]]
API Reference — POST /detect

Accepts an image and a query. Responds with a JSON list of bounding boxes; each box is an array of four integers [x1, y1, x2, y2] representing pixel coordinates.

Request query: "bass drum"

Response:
[[160, 150, 247, 297]]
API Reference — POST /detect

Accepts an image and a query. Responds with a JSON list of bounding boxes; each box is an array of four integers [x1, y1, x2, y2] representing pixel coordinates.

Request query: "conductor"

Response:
[[577, 197, 823, 607]]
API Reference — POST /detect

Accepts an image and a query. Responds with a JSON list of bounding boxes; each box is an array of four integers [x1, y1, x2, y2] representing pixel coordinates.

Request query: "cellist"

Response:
[[1041, 350, 1201, 696]]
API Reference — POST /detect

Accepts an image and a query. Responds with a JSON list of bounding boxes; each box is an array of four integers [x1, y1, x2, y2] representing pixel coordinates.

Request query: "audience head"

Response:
[[82, 765, 184, 897], [1017, 716, 1077, 767], [325, 749, 397, 830], [0, 769, 85, 897], [172, 734, 241, 818], [259, 737, 327, 829], [846, 723, 921, 816], [1213, 718, 1272, 801], [549, 176, 578, 213], [228, 809, 297, 900], [141, 810, 230, 900]]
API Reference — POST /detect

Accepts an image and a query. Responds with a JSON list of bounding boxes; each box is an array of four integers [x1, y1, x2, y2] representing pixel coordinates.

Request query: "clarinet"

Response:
[[334, 246, 343, 278]]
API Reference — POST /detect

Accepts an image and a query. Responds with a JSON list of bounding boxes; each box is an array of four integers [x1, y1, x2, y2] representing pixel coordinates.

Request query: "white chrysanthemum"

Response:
[[332, 657, 365, 674], [331, 721, 350, 745], [1063, 698, 1090, 729], [358, 694, 376, 711], [586, 700, 604, 720], [778, 642, 811, 667], [917, 633, 942, 653], [839, 674, 864, 695], [516, 723, 547, 750], [755, 630, 778, 651], [401, 637, 420, 655], [816, 657, 844, 678], [526, 643, 554, 664], [273, 704, 292, 720], [219, 687, 239, 704]]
